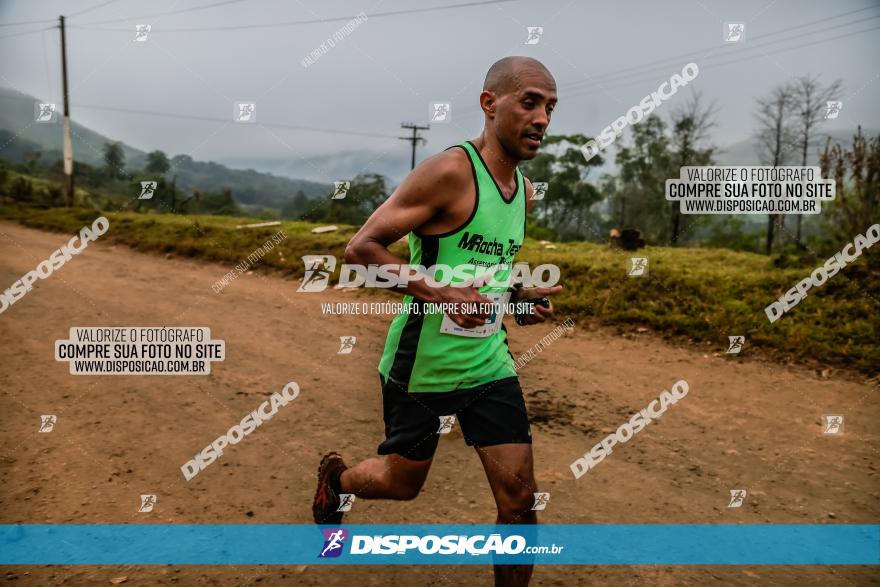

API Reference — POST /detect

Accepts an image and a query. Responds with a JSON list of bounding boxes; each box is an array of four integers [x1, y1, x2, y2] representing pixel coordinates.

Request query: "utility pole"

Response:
[[399, 122, 429, 170], [59, 15, 74, 206]]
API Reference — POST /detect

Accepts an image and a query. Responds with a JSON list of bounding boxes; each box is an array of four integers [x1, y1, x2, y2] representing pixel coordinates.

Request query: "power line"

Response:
[[0, 0, 122, 28], [0, 18, 55, 28], [0, 93, 396, 140], [560, 15, 880, 94], [563, 4, 880, 90], [71, 0, 518, 32], [73, 0, 251, 25], [72, 103, 402, 139], [451, 11, 880, 117], [0, 26, 55, 40], [0, 0, 126, 27], [562, 23, 880, 101], [67, 0, 124, 19]]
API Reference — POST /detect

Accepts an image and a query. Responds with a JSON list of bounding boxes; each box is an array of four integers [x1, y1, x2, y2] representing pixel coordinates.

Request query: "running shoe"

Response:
[[312, 451, 348, 524]]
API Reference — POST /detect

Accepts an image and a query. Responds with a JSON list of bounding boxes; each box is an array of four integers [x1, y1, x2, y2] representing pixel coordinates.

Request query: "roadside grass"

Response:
[[2, 205, 876, 375]]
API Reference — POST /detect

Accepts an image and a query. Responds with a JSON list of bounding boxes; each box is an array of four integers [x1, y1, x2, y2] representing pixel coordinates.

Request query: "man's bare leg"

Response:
[[340, 453, 433, 500], [476, 443, 538, 587]]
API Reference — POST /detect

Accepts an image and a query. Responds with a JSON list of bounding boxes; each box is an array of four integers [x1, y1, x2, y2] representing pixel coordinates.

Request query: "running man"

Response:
[[313, 56, 561, 587]]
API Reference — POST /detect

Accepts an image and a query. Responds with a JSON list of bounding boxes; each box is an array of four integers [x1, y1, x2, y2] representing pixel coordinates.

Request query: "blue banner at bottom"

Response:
[[1, 524, 877, 565]]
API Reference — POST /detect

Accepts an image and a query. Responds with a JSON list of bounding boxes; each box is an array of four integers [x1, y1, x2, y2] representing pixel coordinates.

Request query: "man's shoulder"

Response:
[[400, 144, 472, 197], [418, 144, 472, 179]]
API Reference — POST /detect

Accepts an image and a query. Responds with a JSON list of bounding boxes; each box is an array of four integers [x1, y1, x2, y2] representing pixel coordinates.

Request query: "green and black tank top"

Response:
[[378, 140, 526, 393]]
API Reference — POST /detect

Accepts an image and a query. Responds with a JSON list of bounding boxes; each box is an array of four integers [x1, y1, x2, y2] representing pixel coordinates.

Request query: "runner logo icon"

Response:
[[726, 336, 745, 354], [337, 494, 355, 512], [531, 182, 548, 200], [823, 415, 843, 435], [139, 181, 157, 200], [319, 528, 348, 558], [298, 255, 336, 292], [531, 492, 550, 510], [524, 26, 543, 45], [332, 181, 350, 199], [338, 336, 356, 354], [39, 415, 57, 433], [437, 415, 456, 434], [139, 494, 156, 512], [727, 489, 746, 508], [629, 257, 648, 277]]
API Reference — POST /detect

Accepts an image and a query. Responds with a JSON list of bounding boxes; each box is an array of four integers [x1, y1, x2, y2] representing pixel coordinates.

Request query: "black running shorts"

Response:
[[377, 374, 532, 461]]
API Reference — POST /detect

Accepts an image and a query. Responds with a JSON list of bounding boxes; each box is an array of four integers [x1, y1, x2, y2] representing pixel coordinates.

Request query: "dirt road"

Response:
[[1, 220, 877, 586]]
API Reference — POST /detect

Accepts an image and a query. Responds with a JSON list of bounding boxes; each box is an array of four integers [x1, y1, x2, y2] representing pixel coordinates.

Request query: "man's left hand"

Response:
[[513, 285, 563, 325]]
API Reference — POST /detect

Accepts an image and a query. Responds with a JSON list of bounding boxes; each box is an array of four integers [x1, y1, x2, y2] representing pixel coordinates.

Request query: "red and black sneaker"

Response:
[[312, 451, 348, 524]]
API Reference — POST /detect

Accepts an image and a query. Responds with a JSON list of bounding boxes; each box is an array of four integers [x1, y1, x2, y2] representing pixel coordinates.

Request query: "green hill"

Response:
[[0, 87, 330, 211]]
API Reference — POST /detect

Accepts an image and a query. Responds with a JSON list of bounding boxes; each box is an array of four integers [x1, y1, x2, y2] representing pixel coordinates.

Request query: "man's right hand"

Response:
[[434, 285, 492, 329]]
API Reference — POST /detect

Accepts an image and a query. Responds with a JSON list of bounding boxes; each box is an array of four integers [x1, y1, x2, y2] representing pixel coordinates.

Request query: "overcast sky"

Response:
[[2, 0, 879, 184]]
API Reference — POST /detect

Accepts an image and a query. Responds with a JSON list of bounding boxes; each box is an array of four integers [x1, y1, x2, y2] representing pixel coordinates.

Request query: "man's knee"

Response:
[[494, 477, 538, 516]]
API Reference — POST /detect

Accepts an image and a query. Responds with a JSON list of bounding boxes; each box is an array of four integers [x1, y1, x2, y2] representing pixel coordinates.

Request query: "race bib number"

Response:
[[439, 292, 511, 338]]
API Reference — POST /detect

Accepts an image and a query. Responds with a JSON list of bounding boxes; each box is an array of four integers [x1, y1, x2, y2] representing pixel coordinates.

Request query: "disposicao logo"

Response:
[[319, 528, 348, 558]]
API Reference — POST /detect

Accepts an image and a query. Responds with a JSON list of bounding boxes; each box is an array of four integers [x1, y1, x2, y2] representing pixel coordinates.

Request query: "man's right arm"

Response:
[[344, 149, 490, 327]]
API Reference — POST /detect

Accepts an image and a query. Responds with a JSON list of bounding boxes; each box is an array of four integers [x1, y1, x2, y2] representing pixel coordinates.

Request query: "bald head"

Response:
[[479, 56, 557, 160], [483, 56, 555, 96]]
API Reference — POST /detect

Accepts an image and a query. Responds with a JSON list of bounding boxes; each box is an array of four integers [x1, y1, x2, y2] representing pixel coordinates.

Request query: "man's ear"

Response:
[[479, 90, 497, 118]]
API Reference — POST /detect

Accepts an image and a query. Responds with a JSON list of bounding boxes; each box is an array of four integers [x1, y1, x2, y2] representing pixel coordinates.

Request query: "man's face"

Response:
[[487, 68, 557, 161]]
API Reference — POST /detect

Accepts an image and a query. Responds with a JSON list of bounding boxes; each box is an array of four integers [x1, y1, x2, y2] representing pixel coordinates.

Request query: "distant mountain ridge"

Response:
[[0, 87, 330, 210]]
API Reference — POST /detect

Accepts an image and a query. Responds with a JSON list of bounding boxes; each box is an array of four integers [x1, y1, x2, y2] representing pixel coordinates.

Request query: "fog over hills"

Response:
[[0, 88, 331, 211]]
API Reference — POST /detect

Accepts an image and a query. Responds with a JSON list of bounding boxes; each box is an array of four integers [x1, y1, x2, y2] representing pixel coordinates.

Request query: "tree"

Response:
[[145, 150, 171, 177], [819, 127, 879, 245], [169, 175, 178, 212], [613, 116, 673, 243], [344, 173, 388, 214], [754, 84, 797, 255], [668, 92, 718, 245], [315, 174, 390, 225], [188, 189, 202, 215], [24, 150, 42, 174], [281, 190, 310, 219], [519, 134, 603, 240], [202, 188, 239, 216], [792, 75, 843, 248], [0, 165, 9, 196], [102, 142, 125, 180], [11, 176, 34, 206]]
